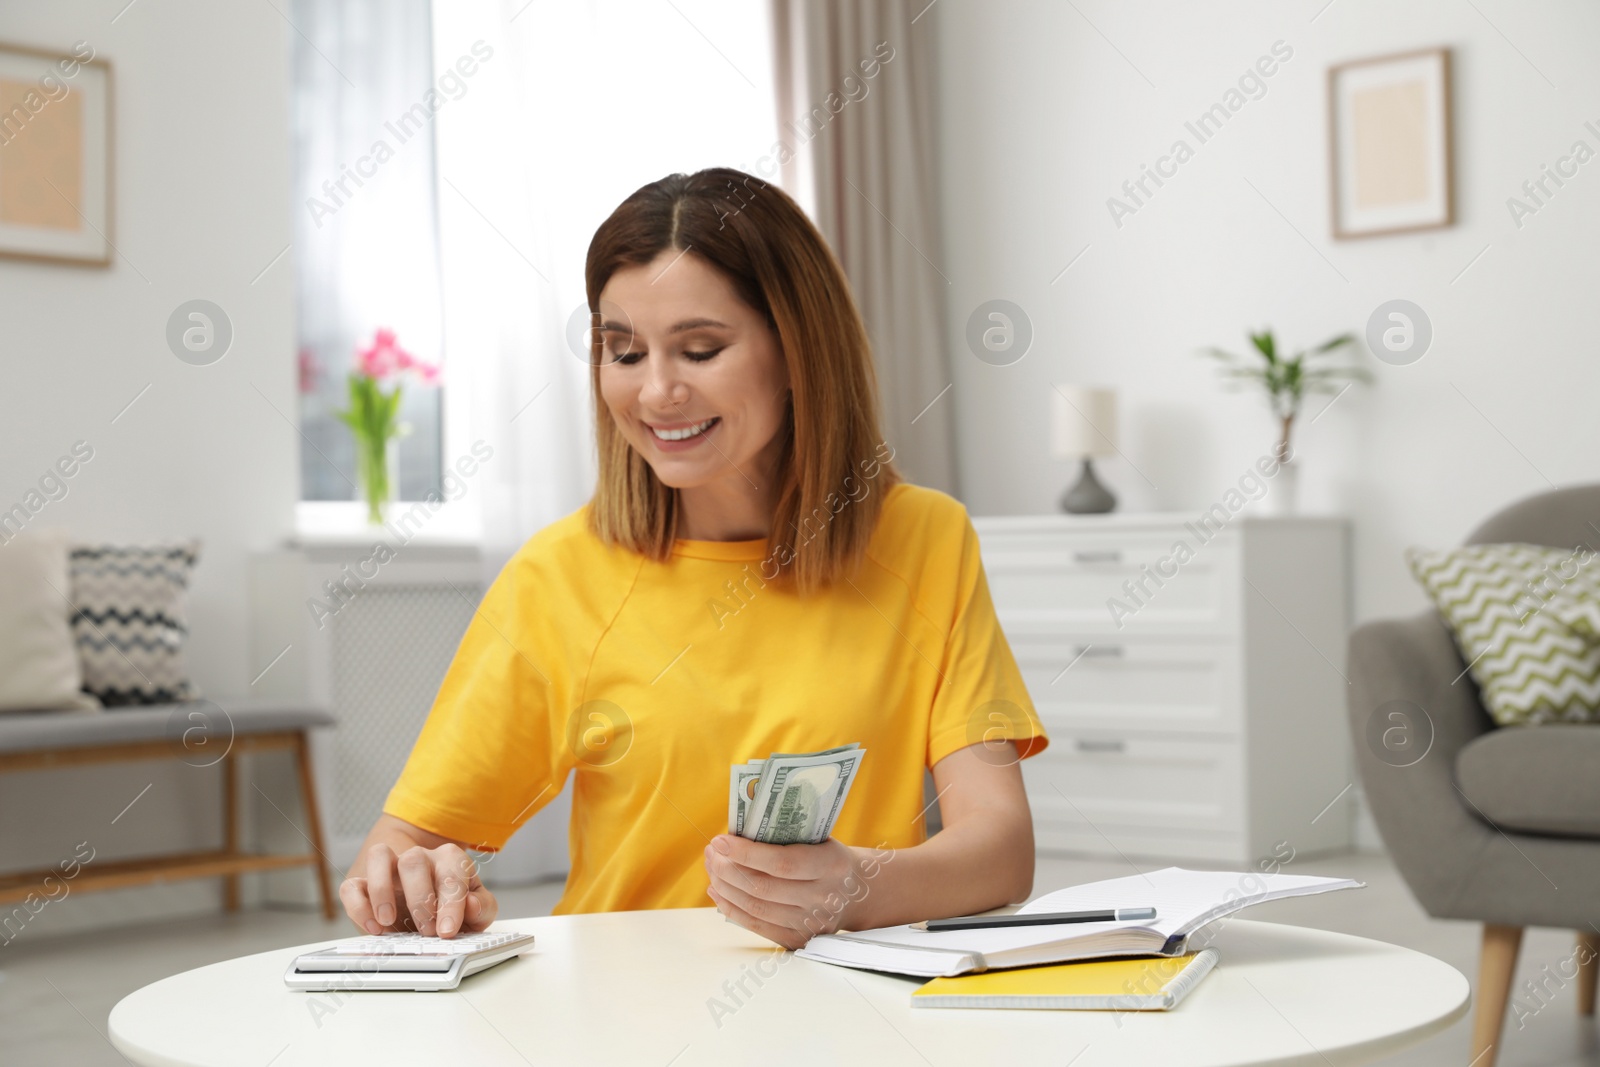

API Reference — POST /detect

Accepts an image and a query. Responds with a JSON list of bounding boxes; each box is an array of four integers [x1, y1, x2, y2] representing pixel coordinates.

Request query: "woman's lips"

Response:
[[646, 416, 720, 452]]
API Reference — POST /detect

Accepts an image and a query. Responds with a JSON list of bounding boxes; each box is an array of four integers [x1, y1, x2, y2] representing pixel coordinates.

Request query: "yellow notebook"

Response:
[[910, 949, 1218, 1010]]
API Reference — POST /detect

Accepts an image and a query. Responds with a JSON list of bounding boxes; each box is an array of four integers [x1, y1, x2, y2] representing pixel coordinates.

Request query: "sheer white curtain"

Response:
[[431, 0, 781, 884], [291, 0, 444, 501]]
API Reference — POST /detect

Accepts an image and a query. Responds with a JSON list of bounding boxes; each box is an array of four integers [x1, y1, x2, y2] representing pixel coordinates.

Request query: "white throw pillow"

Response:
[[0, 529, 101, 712]]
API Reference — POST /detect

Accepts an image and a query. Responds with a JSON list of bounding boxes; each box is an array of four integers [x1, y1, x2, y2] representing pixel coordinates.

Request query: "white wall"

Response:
[[0, 0, 296, 932], [932, 0, 1600, 627]]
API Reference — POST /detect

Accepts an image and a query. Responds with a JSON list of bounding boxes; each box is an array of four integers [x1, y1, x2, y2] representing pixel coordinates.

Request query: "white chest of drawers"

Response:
[[972, 512, 1353, 864]]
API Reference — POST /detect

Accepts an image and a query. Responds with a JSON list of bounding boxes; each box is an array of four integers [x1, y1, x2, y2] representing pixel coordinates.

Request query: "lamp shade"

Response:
[[1051, 387, 1118, 459]]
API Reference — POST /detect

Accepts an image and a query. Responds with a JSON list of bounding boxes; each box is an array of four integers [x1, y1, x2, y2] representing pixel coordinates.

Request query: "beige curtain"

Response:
[[772, 0, 959, 496]]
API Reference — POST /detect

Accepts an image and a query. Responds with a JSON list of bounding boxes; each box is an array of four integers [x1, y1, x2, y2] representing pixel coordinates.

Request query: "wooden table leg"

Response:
[[1471, 923, 1524, 1067], [293, 732, 337, 920], [1579, 931, 1600, 1017], [221, 751, 239, 911]]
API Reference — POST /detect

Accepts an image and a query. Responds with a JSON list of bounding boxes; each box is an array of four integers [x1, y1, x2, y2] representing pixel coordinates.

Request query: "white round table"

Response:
[[109, 911, 1468, 1066]]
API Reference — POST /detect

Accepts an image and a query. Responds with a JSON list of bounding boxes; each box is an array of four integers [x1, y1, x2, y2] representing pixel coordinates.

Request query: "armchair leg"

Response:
[[1579, 931, 1600, 1017], [1471, 924, 1524, 1067]]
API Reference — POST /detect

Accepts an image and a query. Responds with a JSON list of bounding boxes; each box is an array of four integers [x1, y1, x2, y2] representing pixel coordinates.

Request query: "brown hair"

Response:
[[584, 168, 899, 593]]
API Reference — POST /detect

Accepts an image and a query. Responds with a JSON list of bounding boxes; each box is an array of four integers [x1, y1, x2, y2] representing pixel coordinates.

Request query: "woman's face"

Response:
[[596, 249, 790, 493]]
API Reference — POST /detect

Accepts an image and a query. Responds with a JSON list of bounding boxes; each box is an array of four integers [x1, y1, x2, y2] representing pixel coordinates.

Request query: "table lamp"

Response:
[[1051, 386, 1118, 514]]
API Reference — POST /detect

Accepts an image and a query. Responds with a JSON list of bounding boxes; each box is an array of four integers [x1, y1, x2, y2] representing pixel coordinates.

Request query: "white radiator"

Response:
[[326, 583, 479, 841], [250, 545, 572, 888]]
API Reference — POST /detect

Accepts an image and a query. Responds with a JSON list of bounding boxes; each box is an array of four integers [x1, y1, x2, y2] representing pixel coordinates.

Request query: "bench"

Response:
[[0, 700, 336, 918]]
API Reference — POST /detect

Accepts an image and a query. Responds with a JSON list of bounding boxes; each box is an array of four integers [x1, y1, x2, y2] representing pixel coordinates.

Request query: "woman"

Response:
[[340, 167, 1048, 950]]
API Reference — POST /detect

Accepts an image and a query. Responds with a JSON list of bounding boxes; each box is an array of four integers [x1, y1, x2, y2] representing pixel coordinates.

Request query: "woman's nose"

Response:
[[642, 351, 690, 407]]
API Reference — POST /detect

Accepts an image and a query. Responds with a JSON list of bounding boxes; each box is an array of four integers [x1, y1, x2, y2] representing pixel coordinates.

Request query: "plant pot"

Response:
[[1261, 460, 1299, 517]]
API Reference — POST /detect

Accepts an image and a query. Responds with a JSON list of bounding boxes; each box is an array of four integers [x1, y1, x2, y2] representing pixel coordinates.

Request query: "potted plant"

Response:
[[337, 329, 441, 524], [1200, 329, 1369, 514]]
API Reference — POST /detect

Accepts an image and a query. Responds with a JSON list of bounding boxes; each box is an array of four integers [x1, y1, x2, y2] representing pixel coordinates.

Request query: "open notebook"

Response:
[[796, 867, 1363, 978]]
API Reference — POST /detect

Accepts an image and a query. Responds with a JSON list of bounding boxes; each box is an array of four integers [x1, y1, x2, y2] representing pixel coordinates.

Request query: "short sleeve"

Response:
[[382, 553, 569, 851], [925, 513, 1049, 768]]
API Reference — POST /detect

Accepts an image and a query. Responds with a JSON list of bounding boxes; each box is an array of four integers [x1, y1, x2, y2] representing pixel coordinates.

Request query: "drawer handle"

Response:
[[1072, 550, 1122, 564], [1074, 738, 1126, 754], [1075, 644, 1124, 659]]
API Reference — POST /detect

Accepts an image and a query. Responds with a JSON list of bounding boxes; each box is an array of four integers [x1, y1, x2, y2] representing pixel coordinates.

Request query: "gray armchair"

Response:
[[1349, 484, 1600, 1066]]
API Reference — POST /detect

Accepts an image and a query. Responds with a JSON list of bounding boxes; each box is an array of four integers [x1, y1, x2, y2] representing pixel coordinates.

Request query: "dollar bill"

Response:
[[729, 761, 764, 836], [729, 744, 864, 844], [730, 745, 859, 838]]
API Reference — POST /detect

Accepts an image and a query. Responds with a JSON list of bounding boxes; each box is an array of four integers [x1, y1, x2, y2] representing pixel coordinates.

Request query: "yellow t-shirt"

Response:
[[382, 481, 1048, 914]]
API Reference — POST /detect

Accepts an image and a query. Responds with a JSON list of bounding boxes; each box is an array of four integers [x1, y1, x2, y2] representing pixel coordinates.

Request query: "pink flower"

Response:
[[355, 338, 392, 381], [353, 328, 440, 385], [297, 347, 319, 395]]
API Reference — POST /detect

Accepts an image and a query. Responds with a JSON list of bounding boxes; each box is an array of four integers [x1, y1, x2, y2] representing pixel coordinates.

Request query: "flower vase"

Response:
[[356, 434, 399, 525], [338, 330, 438, 524]]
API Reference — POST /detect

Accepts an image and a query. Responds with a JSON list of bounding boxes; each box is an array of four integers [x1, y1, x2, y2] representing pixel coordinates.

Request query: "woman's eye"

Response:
[[684, 347, 725, 362], [611, 348, 645, 364]]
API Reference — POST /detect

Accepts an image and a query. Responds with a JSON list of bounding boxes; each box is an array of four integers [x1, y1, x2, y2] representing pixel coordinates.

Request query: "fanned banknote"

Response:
[[729, 744, 864, 844]]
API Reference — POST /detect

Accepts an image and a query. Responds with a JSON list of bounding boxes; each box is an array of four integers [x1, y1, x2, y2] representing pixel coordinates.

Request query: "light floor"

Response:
[[4, 850, 1598, 1066]]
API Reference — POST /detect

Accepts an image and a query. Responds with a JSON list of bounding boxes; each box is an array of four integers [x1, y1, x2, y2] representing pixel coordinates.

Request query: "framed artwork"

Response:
[[0, 42, 112, 266], [1328, 47, 1452, 239]]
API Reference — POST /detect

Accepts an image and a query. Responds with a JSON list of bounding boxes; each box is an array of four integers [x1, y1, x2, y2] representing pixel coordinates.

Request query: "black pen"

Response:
[[911, 907, 1158, 932]]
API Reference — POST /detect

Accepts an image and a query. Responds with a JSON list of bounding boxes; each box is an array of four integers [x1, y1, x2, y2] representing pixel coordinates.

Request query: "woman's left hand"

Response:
[[704, 834, 865, 950]]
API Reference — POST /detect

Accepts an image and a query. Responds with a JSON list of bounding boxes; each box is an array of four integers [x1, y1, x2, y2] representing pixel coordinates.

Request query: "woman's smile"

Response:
[[646, 415, 721, 450]]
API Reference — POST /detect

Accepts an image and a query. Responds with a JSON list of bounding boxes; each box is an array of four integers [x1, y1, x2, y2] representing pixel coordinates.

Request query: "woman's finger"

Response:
[[707, 886, 807, 950], [364, 843, 400, 929], [707, 866, 809, 929], [338, 876, 381, 934], [465, 885, 499, 931], [710, 835, 814, 881], [708, 853, 812, 909], [703, 844, 790, 903], [430, 846, 474, 938], [396, 846, 439, 935]]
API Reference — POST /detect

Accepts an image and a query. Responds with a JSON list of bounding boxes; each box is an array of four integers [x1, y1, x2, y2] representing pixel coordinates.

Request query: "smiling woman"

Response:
[[586, 169, 891, 592], [341, 167, 1049, 951]]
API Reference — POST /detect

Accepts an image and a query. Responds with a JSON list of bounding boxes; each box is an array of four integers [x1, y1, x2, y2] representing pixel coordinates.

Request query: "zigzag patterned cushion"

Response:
[[1408, 543, 1600, 726], [1550, 586, 1600, 642], [68, 543, 201, 706]]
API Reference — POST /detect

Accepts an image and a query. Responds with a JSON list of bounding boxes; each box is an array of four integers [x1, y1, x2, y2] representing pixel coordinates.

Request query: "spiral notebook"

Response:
[[797, 867, 1362, 978], [911, 949, 1219, 1010]]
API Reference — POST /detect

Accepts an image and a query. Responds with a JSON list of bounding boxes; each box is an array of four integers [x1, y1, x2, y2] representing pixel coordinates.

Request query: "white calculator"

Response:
[[284, 930, 536, 992]]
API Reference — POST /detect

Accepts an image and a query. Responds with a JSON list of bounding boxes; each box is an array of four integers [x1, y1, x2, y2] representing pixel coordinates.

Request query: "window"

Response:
[[289, 0, 444, 506], [290, 0, 784, 541]]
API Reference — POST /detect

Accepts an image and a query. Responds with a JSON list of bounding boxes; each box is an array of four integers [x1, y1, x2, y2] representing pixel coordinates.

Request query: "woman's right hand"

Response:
[[339, 834, 499, 938]]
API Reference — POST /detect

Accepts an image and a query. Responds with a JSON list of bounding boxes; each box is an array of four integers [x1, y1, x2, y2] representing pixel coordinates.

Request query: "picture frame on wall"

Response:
[[0, 41, 112, 266], [1328, 47, 1452, 239]]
